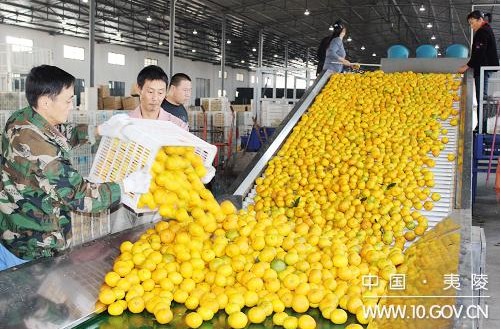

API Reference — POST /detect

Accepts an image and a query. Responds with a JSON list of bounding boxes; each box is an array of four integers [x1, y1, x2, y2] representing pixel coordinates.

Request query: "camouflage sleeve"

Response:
[[59, 123, 90, 148], [40, 158, 122, 213], [12, 128, 121, 213]]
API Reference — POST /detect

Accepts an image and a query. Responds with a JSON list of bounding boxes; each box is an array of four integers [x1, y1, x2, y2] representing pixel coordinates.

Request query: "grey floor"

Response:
[[472, 172, 500, 329]]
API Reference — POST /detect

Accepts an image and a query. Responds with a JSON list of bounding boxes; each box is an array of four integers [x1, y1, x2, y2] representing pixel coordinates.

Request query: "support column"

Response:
[[169, 0, 176, 79], [284, 39, 288, 99], [221, 16, 226, 97], [306, 47, 310, 87], [258, 29, 264, 68], [89, 0, 95, 87]]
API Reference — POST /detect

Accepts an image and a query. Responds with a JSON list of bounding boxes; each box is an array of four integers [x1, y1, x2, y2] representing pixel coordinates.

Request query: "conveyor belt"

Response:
[[237, 77, 463, 236]]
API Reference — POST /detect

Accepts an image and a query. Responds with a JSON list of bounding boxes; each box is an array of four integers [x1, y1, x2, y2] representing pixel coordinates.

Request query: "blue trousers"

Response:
[[0, 243, 26, 271]]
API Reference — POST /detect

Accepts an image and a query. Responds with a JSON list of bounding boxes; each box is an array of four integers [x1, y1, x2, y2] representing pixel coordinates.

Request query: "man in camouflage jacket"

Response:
[[0, 65, 149, 261]]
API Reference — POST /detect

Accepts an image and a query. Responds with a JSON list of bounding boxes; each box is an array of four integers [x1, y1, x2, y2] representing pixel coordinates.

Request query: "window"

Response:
[[195, 78, 210, 99], [6, 36, 33, 52], [236, 73, 244, 82], [144, 58, 158, 66], [217, 89, 227, 97], [250, 75, 256, 84], [218, 71, 228, 79], [108, 81, 125, 96], [74, 79, 85, 106], [63, 45, 84, 60], [11, 73, 28, 91], [108, 52, 125, 65]]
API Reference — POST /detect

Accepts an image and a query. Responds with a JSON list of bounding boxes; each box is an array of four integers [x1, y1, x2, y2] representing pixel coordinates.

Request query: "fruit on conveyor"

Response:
[[99, 71, 461, 328]]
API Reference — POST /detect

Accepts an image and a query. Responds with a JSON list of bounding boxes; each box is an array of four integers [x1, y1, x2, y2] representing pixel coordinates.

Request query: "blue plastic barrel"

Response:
[[387, 45, 410, 59], [416, 45, 438, 58], [446, 44, 469, 58]]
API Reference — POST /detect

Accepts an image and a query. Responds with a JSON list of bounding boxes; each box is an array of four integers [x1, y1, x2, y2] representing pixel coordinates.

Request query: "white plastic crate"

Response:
[[260, 102, 293, 127], [237, 111, 255, 126], [70, 111, 90, 124], [88, 119, 217, 213], [71, 210, 111, 246], [188, 110, 205, 129], [0, 110, 12, 134], [0, 92, 27, 111], [70, 144, 93, 177], [211, 111, 234, 127], [201, 97, 230, 112], [93, 111, 115, 126]]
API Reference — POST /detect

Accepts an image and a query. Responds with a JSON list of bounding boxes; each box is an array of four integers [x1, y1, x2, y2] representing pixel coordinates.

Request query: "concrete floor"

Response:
[[472, 172, 500, 329]]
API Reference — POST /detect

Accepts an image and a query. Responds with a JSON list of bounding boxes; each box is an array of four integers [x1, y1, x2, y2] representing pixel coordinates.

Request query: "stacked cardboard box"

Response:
[[97, 85, 110, 110], [130, 83, 140, 96], [103, 96, 122, 110], [122, 96, 140, 111]]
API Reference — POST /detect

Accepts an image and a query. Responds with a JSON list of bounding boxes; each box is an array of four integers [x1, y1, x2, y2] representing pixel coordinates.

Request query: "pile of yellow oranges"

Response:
[[98, 71, 461, 329]]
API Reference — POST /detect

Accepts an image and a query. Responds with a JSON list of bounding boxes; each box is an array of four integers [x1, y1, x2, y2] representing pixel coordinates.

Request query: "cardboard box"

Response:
[[103, 96, 122, 110], [98, 98, 104, 110], [122, 96, 140, 111], [231, 104, 250, 112], [98, 85, 110, 98], [130, 83, 140, 96]]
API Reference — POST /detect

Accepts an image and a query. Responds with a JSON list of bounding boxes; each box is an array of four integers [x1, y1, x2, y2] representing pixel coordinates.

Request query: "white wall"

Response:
[[0, 24, 251, 103]]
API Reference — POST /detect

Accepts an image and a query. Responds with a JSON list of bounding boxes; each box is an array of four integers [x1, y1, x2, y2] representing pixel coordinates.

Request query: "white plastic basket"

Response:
[[88, 118, 217, 213]]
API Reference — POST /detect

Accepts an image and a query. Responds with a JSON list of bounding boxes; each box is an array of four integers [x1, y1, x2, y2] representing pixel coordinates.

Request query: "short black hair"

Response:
[[170, 73, 191, 87], [25, 65, 75, 108], [137, 65, 169, 88], [467, 10, 492, 23]]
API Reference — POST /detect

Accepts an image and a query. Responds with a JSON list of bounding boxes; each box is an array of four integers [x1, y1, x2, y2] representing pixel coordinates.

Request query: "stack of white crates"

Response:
[[0, 110, 13, 136], [260, 100, 294, 127], [237, 111, 255, 136], [0, 92, 28, 111], [200, 97, 231, 112]]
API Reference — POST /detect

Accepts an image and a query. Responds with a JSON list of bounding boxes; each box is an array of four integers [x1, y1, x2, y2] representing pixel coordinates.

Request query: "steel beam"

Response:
[[169, 0, 176, 78], [89, 0, 95, 87], [221, 15, 226, 96]]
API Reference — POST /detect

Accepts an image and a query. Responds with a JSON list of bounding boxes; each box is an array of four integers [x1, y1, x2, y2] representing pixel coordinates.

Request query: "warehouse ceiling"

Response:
[[0, 0, 499, 71]]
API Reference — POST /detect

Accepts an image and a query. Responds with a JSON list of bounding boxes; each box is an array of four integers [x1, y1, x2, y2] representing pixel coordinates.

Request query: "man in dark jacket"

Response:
[[161, 73, 191, 125]]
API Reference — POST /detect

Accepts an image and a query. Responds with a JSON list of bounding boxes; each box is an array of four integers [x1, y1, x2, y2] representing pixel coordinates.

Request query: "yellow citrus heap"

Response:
[[99, 71, 461, 328], [137, 146, 211, 219]]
